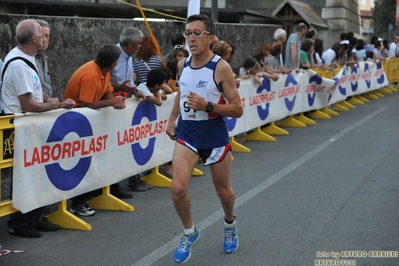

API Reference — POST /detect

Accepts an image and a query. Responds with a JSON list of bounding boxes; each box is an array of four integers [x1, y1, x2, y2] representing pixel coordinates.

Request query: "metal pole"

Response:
[[211, 0, 218, 21]]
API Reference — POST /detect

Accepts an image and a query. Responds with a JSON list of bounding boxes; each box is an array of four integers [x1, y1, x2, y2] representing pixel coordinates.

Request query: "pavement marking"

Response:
[[131, 106, 387, 266]]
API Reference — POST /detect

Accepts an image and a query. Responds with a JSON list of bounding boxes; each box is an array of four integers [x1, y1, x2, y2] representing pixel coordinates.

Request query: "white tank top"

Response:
[[178, 55, 224, 121]]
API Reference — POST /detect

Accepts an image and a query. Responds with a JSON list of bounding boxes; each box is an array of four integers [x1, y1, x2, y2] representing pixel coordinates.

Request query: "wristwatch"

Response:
[[205, 101, 214, 113]]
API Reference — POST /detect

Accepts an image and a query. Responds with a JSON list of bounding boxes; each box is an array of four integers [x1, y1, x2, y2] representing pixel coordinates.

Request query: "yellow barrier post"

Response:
[[192, 168, 203, 176], [87, 185, 134, 211], [331, 102, 349, 111], [339, 100, 356, 109], [0, 115, 17, 218], [296, 113, 317, 124], [347, 96, 365, 105], [308, 109, 331, 119], [363, 92, 380, 99], [320, 107, 339, 116], [261, 121, 289, 135], [373, 91, 385, 97], [141, 166, 172, 187], [355, 95, 370, 103], [46, 200, 92, 231], [230, 136, 251, 153], [242, 127, 276, 142], [277, 115, 306, 128]]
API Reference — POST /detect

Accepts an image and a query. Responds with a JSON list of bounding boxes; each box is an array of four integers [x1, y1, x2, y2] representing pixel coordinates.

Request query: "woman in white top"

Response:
[[355, 39, 366, 62]]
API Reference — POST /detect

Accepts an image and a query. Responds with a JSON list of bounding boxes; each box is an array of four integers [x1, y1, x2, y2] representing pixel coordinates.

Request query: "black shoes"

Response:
[[10, 225, 42, 238], [110, 183, 134, 198], [34, 217, 61, 232], [10, 217, 61, 238], [126, 175, 152, 192]]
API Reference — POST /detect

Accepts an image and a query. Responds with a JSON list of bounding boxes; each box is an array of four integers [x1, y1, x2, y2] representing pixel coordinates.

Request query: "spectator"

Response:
[[3, 19, 75, 238], [313, 38, 325, 67], [388, 35, 399, 58], [253, 42, 272, 72], [355, 39, 366, 62], [236, 57, 275, 85], [136, 68, 167, 106], [166, 44, 189, 81], [366, 50, 375, 61], [349, 37, 358, 61], [372, 40, 385, 60], [62, 44, 127, 216], [225, 41, 237, 65], [273, 28, 287, 66], [111, 27, 144, 99], [133, 36, 162, 85], [300, 39, 315, 69], [368, 35, 379, 51], [163, 33, 186, 60], [265, 41, 290, 74], [322, 42, 341, 67], [34, 20, 52, 96], [382, 39, 390, 57], [340, 32, 348, 44], [212, 40, 232, 62], [284, 23, 308, 69], [306, 28, 317, 41], [166, 45, 189, 83]]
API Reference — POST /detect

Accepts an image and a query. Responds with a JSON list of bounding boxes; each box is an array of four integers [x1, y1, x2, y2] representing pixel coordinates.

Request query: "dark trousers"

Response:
[[7, 207, 45, 229]]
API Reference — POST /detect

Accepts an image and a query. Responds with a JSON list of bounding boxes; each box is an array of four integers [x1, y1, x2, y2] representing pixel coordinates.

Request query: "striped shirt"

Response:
[[133, 55, 162, 84]]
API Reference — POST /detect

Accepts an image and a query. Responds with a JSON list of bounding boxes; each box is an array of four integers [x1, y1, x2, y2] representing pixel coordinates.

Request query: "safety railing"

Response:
[[1, 60, 397, 231]]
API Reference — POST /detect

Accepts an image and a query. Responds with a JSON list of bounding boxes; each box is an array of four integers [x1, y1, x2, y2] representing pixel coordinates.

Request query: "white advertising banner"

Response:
[[13, 97, 176, 213], [12, 62, 388, 213]]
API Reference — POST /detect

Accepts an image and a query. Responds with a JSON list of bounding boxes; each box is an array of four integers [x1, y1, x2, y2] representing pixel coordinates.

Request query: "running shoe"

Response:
[[70, 203, 95, 217], [223, 217, 239, 254], [173, 226, 200, 263]]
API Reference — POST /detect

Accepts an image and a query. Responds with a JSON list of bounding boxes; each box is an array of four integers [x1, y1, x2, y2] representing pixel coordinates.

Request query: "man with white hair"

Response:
[[274, 28, 287, 66], [3, 19, 75, 238]]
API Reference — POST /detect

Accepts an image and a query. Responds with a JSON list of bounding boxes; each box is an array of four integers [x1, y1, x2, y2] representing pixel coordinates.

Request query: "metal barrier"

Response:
[[1, 59, 397, 229], [0, 115, 17, 217]]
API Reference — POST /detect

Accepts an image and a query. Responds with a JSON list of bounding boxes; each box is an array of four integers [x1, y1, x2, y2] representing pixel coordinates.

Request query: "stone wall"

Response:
[[0, 14, 278, 100]]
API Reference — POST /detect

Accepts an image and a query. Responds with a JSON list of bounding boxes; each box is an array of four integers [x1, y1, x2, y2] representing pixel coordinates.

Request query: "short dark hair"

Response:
[[186, 14, 216, 35], [306, 29, 316, 39], [366, 50, 374, 60], [157, 67, 172, 82], [297, 23, 308, 32], [171, 33, 185, 46], [346, 32, 354, 40], [301, 39, 314, 52], [349, 37, 358, 47], [356, 39, 365, 50], [340, 32, 347, 41], [147, 69, 167, 87], [95, 44, 121, 68]]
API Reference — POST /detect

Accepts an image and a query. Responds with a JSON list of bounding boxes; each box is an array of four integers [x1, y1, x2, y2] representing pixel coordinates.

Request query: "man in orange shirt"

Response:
[[63, 44, 126, 109], [63, 44, 132, 216]]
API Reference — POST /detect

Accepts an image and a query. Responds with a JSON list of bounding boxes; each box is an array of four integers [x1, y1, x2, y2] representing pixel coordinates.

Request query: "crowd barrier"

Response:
[[0, 59, 398, 230]]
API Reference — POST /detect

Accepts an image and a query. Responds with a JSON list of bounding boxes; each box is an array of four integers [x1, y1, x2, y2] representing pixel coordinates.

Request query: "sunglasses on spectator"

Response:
[[183, 30, 210, 38], [174, 45, 188, 50]]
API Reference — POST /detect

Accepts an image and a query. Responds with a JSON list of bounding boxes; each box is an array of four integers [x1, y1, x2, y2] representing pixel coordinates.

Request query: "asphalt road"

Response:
[[1, 91, 398, 266]]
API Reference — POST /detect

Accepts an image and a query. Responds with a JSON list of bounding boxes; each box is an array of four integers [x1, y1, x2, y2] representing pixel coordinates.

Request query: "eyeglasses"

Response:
[[183, 30, 210, 38]]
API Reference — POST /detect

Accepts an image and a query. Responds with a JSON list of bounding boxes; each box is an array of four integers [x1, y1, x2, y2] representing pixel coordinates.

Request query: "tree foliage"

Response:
[[372, 0, 397, 36]]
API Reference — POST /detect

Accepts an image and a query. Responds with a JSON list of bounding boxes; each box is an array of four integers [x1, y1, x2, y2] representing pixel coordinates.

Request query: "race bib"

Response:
[[180, 92, 209, 121]]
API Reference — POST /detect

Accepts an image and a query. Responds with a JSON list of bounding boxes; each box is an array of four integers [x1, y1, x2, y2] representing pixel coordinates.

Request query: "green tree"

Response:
[[373, 0, 397, 37]]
